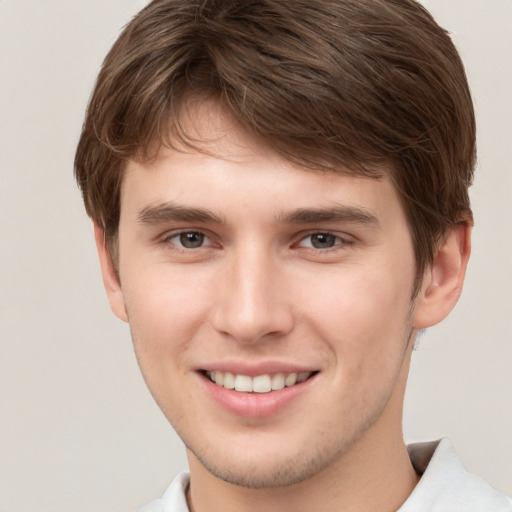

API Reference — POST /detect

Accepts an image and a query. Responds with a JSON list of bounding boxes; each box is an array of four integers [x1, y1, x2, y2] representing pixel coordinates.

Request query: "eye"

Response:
[[168, 231, 210, 249], [298, 232, 346, 250]]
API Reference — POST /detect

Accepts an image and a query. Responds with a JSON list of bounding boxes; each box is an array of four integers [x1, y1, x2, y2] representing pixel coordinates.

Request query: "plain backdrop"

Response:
[[0, 1, 510, 511]]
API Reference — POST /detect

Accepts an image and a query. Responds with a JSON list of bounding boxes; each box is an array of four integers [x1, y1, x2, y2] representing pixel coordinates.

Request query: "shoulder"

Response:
[[400, 438, 512, 511], [135, 471, 190, 512]]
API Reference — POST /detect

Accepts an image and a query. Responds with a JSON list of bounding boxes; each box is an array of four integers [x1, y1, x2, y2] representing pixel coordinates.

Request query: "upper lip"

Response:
[[198, 360, 319, 377]]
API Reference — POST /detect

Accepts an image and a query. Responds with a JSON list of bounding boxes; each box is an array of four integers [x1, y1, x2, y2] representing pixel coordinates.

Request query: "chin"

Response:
[[186, 434, 353, 489]]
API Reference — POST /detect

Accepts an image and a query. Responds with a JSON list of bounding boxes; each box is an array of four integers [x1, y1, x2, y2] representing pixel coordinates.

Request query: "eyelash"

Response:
[[161, 230, 353, 252], [163, 230, 214, 250], [296, 231, 352, 250]]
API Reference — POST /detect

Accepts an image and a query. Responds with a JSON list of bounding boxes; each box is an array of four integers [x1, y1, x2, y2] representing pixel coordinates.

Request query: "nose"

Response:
[[211, 246, 294, 344]]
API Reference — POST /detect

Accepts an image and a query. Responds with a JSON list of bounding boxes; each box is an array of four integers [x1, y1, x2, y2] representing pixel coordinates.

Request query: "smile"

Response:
[[205, 370, 314, 393]]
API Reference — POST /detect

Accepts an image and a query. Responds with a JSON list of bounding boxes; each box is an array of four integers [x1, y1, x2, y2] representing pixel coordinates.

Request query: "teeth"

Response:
[[271, 373, 285, 390], [297, 371, 310, 383], [214, 371, 224, 386], [285, 373, 297, 387], [223, 372, 235, 389], [234, 374, 253, 392], [206, 370, 312, 393], [252, 375, 272, 393]]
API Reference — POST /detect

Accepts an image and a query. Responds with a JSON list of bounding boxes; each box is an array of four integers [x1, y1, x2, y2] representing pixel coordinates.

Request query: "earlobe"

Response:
[[93, 223, 129, 322], [413, 223, 471, 329]]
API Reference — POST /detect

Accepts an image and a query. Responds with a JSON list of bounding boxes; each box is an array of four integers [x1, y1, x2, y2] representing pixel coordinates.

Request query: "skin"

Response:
[[96, 102, 471, 512]]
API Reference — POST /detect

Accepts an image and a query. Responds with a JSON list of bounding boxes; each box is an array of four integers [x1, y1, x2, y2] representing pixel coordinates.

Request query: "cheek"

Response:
[[121, 267, 211, 369], [121, 269, 210, 420], [298, 263, 414, 369]]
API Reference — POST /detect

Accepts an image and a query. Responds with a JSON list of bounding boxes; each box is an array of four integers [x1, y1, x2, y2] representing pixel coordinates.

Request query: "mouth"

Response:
[[203, 370, 317, 393]]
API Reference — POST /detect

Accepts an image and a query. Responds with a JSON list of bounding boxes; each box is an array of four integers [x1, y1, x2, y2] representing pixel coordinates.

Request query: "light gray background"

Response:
[[0, 1, 510, 511]]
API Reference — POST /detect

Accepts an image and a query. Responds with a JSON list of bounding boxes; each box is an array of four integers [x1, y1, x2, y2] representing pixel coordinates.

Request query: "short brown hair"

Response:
[[75, 0, 475, 282]]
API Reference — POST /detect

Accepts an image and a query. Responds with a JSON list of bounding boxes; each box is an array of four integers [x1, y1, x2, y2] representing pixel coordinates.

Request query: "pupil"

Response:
[[312, 233, 335, 248], [180, 232, 204, 248]]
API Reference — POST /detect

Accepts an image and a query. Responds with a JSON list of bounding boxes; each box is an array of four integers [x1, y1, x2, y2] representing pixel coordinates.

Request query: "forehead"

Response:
[[120, 100, 403, 227]]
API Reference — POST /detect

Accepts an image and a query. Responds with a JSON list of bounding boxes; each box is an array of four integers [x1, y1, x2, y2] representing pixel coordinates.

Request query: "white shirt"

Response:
[[137, 438, 512, 512]]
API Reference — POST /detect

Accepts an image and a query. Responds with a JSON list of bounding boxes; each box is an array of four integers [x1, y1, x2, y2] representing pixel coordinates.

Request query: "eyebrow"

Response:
[[136, 202, 379, 228], [278, 206, 379, 226], [137, 203, 225, 225]]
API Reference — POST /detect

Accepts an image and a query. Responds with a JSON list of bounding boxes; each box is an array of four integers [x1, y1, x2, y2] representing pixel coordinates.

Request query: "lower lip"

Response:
[[200, 373, 316, 418]]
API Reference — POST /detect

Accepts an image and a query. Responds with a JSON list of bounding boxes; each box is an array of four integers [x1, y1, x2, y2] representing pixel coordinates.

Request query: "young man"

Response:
[[75, 0, 511, 510]]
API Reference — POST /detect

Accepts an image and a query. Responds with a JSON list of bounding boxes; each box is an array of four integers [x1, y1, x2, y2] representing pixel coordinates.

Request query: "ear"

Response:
[[94, 223, 128, 322], [413, 223, 471, 329]]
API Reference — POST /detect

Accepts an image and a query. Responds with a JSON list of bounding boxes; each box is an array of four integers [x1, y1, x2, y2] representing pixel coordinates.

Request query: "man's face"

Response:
[[112, 105, 422, 488]]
